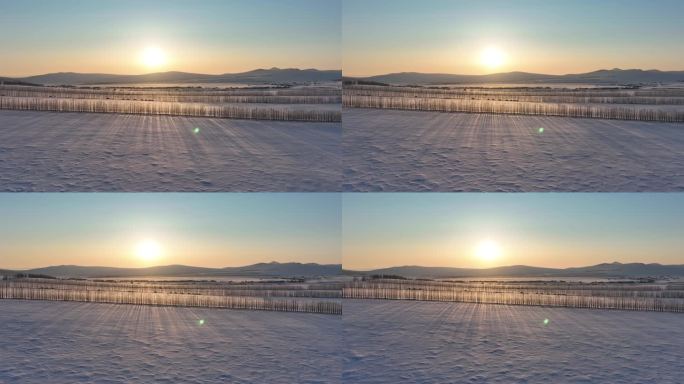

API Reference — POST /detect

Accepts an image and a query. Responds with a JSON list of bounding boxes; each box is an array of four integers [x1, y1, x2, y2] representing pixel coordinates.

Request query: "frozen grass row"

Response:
[[0, 96, 341, 122], [346, 84, 684, 97], [343, 278, 684, 312], [0, 85, 341, 121], [1, 87, 340, 104], [352, 279, 684, 297], [346, 88, 684, 105], [0, 85, 341, 97], [0, 280, 342, 315], [6, 278, 342, 298], [344, 94, 684, 122]]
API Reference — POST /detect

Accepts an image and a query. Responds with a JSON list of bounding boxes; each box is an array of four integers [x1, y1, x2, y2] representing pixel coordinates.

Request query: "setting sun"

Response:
[[140, 46, 167, 70], [475, 239, 502, 263], [479, 46, 506, 70], [135, 239, 162, 263]]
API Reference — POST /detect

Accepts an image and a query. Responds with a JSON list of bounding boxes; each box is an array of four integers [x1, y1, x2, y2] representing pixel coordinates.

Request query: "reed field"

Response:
[[0, 84, 341, 99], [0, 84, 341, 122], [344, 84, 684, 122], [343, 277, 684, 312], [1, 278, 342, 315]]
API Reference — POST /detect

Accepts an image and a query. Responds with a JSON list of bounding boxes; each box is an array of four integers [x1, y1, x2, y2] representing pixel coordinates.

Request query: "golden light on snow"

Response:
[[135, 239, 162, 263], [480, 46, 506, 70], [474, 239, 502, 263], [140, 46, 167, 70]]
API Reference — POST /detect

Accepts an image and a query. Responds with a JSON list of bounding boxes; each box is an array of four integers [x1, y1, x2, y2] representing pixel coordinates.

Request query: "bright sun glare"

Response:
[[475, 239, 502, 263], [480, 46, 506, 70], [140, 46, 167, 69], [135, 240, 162, 263]]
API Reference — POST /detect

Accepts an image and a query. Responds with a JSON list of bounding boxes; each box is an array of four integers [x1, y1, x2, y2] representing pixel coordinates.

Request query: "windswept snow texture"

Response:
[[0, 110, 340, 191], [343, 300, 684, 384], [0, 300, 341, 384], [343, 109, 684, 191]]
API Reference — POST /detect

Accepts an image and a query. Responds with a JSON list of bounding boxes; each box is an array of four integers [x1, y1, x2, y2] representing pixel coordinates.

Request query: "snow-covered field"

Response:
[[342, 109, 684, 191], [0, 300, 341, 384], [343, 300, 684, 384], [0, 110, 340, 191]]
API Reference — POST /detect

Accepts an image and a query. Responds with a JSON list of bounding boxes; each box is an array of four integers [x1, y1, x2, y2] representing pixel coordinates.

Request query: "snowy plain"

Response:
[[343, 300, 684, 384], [0, 300, 341, 384], [342, 109, 684, 191], [0, 110, 341, 191]]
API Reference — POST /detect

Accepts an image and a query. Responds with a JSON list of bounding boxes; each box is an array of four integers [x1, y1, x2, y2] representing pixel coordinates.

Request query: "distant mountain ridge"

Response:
[[1, 262, 341, 278], [3, 68, 342, 86], [348, 69, 684, 85], [347, 262, 684, 279], [5, 262, 682, 279], [0, 76, 40, 86]]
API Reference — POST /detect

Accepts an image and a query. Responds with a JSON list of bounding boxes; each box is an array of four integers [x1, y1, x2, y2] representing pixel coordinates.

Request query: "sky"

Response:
[[343, 194, 684, 270], [0, 194, 340, 269], [343, 0, 684, 76], [0, 0, 340, 77]]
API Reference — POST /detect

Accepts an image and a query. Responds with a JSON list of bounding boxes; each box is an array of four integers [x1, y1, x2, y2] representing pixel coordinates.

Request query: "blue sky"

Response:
[[0, 0, 341, 76], [343, 194, 684, 269], [343, 0, 684, 76], [0, 194, 341, 269]]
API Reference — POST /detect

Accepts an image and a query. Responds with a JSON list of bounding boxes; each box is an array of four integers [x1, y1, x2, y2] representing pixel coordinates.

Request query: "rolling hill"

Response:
[[348, 68, 684, 86], [2, 68, 341, 86], [2, 262, 341, 279], [0, 77, 40, 86], [347, 262, 684, 279]]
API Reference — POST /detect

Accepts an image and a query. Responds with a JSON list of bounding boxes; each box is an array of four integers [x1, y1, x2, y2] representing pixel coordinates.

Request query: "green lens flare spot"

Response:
[[198, 319, 205, 326], [193, 127, 200, 134], [543, 318, 549, 325], [538, 127, 544, 134]]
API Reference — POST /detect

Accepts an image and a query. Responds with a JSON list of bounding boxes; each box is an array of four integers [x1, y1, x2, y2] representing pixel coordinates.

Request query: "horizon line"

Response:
[[1, 67, 343, 79], [344, 261, 683, 272], [1, 261, 342, 271], [4, 261, 681, 272], [344, 67, 684, 79]]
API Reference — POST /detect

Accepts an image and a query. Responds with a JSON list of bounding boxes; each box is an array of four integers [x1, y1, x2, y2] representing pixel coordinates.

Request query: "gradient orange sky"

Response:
[[343, 0, 684, 77], [0, 194, 340, 269], [0, 0, 340, 77], [343, 194, 684, 270]]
